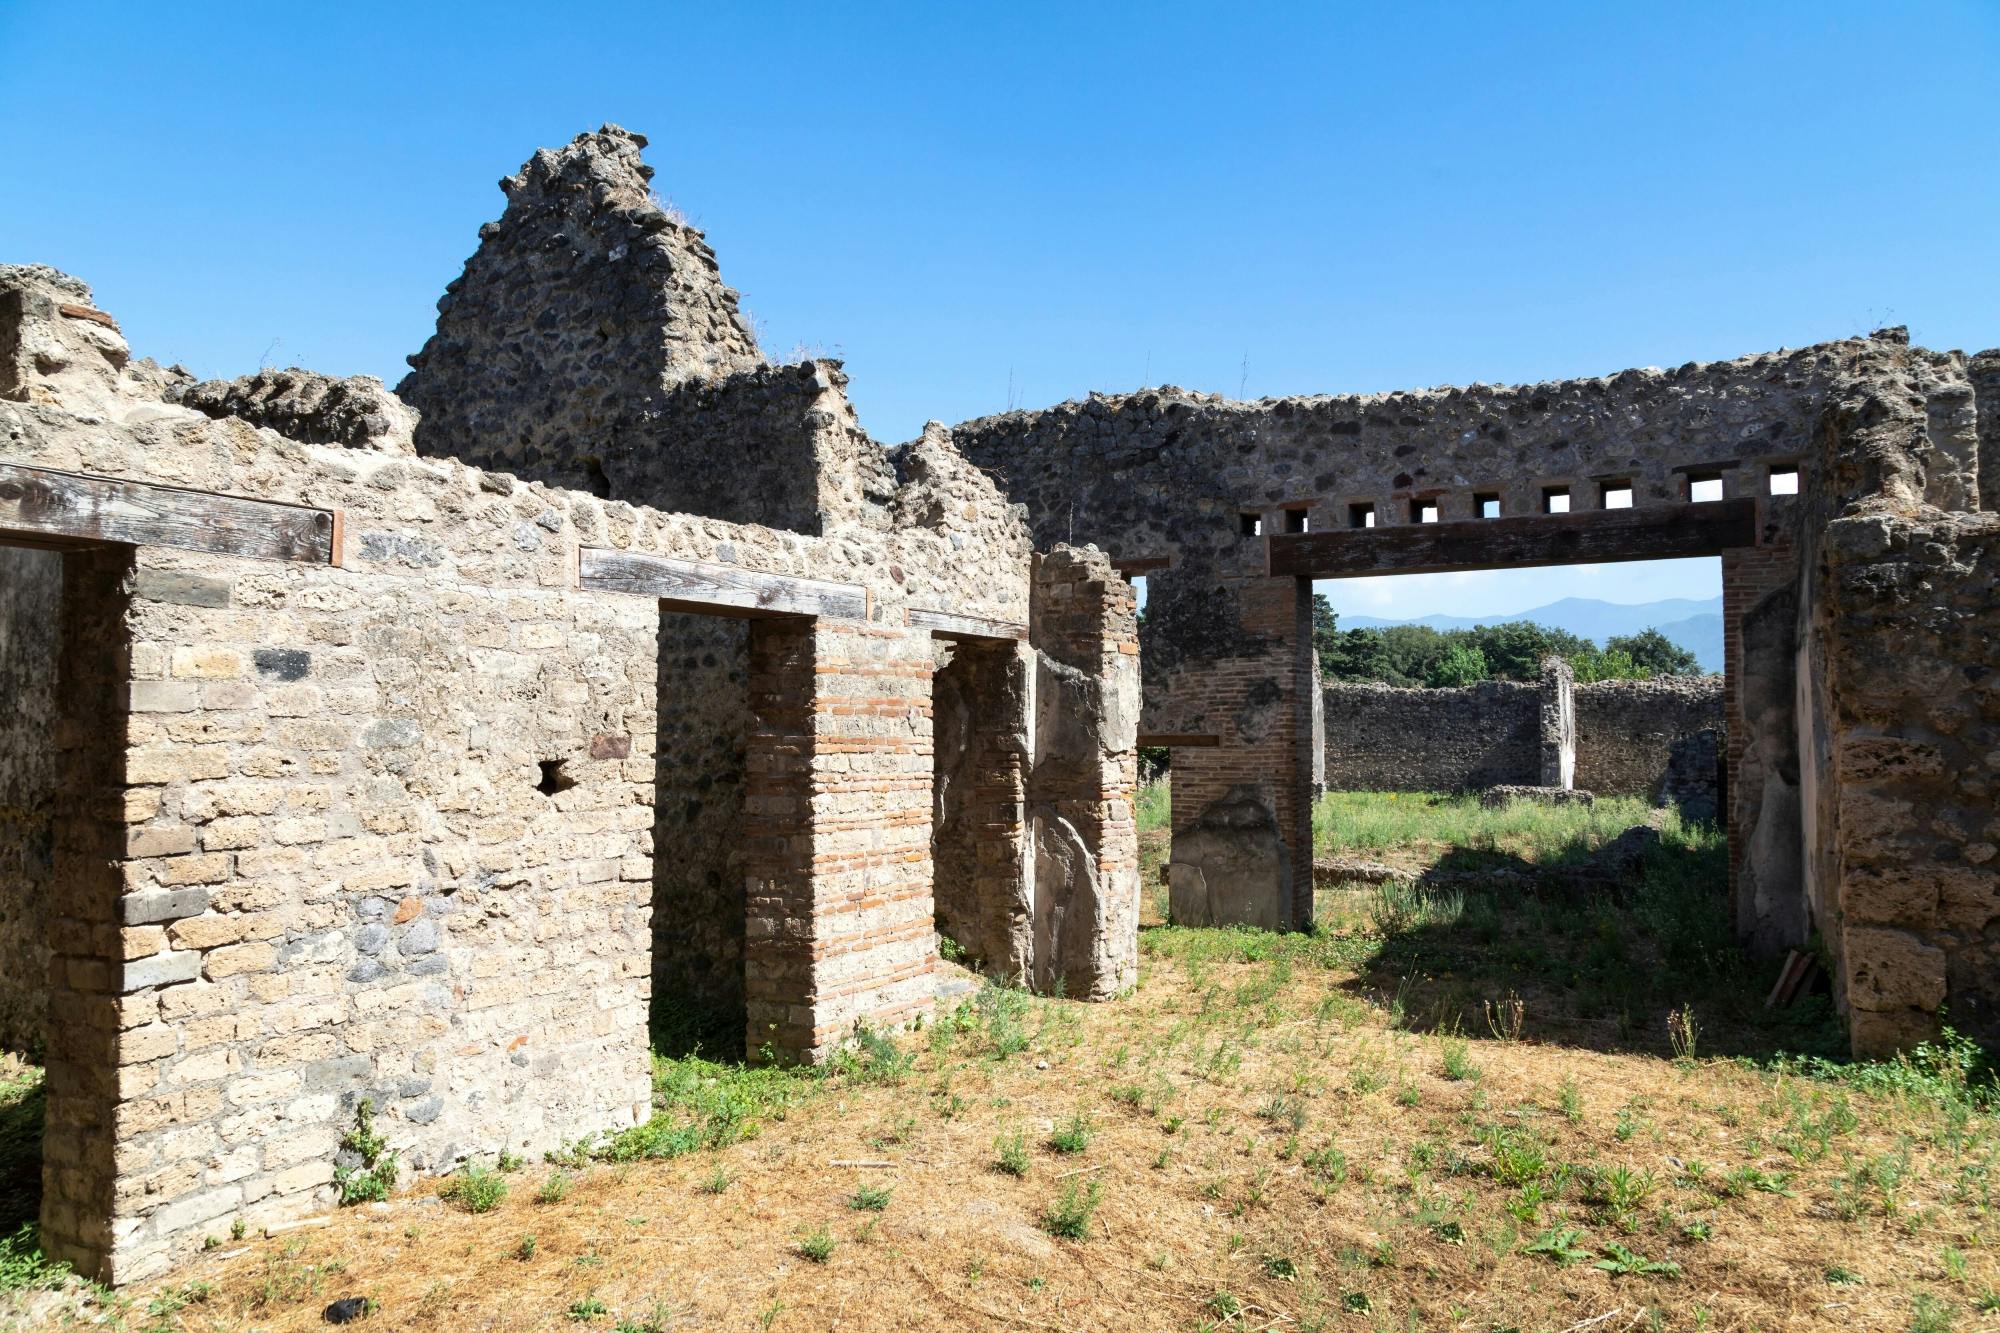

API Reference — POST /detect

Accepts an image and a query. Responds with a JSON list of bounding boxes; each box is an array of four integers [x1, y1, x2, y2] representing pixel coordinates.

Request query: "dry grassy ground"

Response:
[[6, 791, 1998, 1331]]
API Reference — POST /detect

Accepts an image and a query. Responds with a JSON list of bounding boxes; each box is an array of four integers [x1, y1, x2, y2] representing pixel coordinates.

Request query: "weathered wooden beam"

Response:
[[1267, 498, 1758, 579], [907, 606, 1029, 641], [1112, 556, 1171, 575], [580, 548, 869, 620], [1138, 733, 1221, 748], [0, 463, 336, 564]]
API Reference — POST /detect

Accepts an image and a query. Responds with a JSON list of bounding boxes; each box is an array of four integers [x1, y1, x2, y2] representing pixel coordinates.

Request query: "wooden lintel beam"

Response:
[[1139, 733, 1221, 748], [1111, 556, 1171, 575], [1266, 498, 1758, 579], [0, 463, 336, 564], [907, 607, 1028, 641], [580, 548, 868, 620]]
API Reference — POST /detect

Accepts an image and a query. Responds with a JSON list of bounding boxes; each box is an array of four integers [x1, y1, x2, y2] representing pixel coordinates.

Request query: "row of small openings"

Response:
[[1245, 464, 1799, 534], [1241, 508, 1315, 536]]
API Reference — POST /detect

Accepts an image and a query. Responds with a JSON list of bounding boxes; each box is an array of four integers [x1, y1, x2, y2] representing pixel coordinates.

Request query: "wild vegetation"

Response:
[[3, 790, 1996, 1329], [1312, 594, 1703, 687]]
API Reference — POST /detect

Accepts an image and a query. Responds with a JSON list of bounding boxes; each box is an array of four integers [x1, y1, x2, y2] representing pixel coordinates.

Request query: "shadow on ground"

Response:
[[1326, 825, 1846, 1062]]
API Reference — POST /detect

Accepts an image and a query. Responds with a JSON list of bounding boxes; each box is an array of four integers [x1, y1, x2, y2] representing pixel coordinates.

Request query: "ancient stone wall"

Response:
[[1027, 548, 1141, 999], [1317, 671, 1723, 803], [0, 244, 1048, 1279], [1320, 679, 1542, 792], [0, 545, 61, 1053], [953, 347, 1840, 572], [1573, 676, 1725, 799], [399, 126, 762, 499], [1792, 335, 1998, 1054]]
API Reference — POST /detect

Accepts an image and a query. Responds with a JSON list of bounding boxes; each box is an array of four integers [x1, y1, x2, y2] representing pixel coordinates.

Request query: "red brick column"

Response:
[[743, 619, 938, 1063], [1167, 574, 1315, 931]]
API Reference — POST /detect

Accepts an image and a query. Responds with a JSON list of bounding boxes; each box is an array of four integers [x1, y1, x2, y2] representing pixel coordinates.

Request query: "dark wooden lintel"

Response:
[[1138, 733, 1221, 748], [1111, 556, 1171, 575], [907, 606, 1029, 641], [1266, 498, 1758, 579], [0, 463, 336, 564], [580, 548, 868, 620]]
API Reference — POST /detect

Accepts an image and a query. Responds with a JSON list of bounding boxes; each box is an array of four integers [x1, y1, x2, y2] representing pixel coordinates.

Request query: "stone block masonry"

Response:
[[1, 117, 1994, 1287], [0, 120, 1135, 1286], [953, 322, 1997, 1062]]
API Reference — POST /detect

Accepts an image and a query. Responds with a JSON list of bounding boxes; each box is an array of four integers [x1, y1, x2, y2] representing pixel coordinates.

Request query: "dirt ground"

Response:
[[11, 792, 1999, 1330]]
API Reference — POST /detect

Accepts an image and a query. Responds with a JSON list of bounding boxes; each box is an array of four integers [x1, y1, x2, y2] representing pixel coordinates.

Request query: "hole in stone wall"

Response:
[[1239, 512, 1262, 537], [1543, 486, 1571, 514], [1768, 465, 1799, 496], [536, 759, 575, 797], [1411, 499, 1440, 524], [1476, 493, 1501, 519], [1348, 503, 1376, 529], [1283, 508, 1309, 534], [1689, 473, 1724, 503], [1602, 482, 1634, 509]]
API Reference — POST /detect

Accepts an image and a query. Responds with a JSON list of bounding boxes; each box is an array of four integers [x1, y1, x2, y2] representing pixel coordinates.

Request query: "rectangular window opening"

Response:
[[1411, 499, 1440, 524], [1283, 508, 1309, 534], [1601, 482, 1634, 510], [1542, 486, 1571, 515], [1768, 465, 1799, 496], [1476, 493, 1501, 519], [1689, 473, 1724, 504], [1239, 512, 1262, 537], [1347, 502, 1376, 530]]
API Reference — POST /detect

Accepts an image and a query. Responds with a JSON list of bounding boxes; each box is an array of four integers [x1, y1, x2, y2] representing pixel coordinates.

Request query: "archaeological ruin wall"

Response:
[[1321, 679, 1542, 793], [0, 126, 1140, 1284], [1320, 669, 1721, 809], [951, 328, 1998, 1058], [1573, 676, 1725, 800]]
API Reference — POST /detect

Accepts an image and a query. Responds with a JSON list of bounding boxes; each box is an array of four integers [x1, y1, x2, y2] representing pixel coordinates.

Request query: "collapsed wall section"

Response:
[[399, 124, 762, 495]]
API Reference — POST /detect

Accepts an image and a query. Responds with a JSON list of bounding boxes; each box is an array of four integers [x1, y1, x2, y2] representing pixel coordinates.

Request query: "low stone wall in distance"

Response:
[[1574, 676, 1724, 799], [1321, 679, 1541, 792], [1321, 671, 1723, 805]]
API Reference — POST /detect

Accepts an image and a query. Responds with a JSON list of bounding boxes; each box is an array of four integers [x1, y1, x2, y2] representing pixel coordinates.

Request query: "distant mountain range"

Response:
[[1339, 596, 1724, 673]]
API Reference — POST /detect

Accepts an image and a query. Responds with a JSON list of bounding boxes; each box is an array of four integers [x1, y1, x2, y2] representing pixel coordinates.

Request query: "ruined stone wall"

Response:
[[1028, 548, 1140, 999], [0, 545, 62, 1053], [953, 346, 1842, 571], [0, 252, 1038, 1277], [952, 341, 1847, 944], [398, 126, 894, 538], [1793, 335, 1997, 1055], [1320, 679, 1542, 792], [399, 125, 763, 499], [1573, 676, 1725, 799]]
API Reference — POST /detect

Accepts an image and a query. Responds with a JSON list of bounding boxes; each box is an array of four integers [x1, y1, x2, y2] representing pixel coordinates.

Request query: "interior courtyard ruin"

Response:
[[1, 123, 1996, 1286]]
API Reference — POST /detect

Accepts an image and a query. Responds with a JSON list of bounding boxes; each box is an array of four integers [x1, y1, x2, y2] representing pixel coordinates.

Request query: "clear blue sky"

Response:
[[3, 2, 1994, 618]]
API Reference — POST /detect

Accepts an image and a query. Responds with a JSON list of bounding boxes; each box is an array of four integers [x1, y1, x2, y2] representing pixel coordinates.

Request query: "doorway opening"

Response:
[[0, 544, 130, 1266], [649, 611, 755, 1056]]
